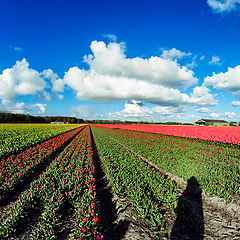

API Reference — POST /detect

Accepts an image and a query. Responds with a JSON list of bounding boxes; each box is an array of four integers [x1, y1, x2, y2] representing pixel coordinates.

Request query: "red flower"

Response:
[[93, 217, 99, 223]]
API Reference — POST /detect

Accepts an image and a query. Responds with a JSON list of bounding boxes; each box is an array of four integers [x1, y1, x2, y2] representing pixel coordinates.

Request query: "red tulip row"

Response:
[[0, 124, 82, 159], [98, 124, 240, 145], [94, 125, 240, 202], [0, 125, 85, 200], [0, 125, 102, 239], [91, 125, 179, 236]]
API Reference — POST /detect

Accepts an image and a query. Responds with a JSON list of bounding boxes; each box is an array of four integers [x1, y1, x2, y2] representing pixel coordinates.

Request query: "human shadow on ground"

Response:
[[170, 176, 204, 240]]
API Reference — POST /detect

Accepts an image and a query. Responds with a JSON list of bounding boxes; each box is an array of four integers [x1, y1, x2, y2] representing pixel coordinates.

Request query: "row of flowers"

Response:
[[0, 126, 85, 200], [95, 126, 240, 202], [0, 123, 82, 159], [98, 124, 240, 145], [91, 126, 179, 237], [0, 125, 102, 239]]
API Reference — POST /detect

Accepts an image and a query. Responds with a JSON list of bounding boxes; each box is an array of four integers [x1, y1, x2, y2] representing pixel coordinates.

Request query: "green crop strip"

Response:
[[0, 126, 102, 240], [96, 126, 240, 203], [0, 124, 83, 159], [91, 125, 179, 237]]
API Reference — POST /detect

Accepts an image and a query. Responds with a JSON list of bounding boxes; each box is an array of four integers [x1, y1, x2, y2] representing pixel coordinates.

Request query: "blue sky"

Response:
[[0, 0, 240, 123]]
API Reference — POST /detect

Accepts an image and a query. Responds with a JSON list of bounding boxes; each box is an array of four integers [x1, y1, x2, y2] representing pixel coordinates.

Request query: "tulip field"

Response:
[[94, 125, 240, 202], [99, 124, 240, 145], [0, 124, 80, 159], [0, 123, 240, 239]]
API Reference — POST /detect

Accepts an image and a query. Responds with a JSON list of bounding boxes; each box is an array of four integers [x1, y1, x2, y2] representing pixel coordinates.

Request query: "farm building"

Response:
[[195, 119, 229, 126], [51, 121, 66, 124]]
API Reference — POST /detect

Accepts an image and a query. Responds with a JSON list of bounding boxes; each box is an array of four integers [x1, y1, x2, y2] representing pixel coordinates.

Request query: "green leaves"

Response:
[[97, 126, 240, 203], [91, 126, 176, 235]]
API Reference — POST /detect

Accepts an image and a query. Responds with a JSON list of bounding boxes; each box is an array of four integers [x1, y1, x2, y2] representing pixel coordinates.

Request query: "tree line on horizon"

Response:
[[0, 111, 84, 124], [4, 111, 238, 125]]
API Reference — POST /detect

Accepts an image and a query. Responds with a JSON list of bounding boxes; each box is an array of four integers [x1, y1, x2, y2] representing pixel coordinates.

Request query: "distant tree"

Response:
[[229, 121, 238, 126]]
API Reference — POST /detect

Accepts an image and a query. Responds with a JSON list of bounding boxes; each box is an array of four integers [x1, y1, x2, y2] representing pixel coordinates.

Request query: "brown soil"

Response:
[[56, 202, 80, 240]]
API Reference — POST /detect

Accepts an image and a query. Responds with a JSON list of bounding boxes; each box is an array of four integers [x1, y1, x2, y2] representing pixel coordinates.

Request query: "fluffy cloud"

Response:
[[60, 40, 215, 107], [209, 56, 221, 66], [224, 111, 236, 119], [83, 41, 197, 88], [57, 94, 64, 100], [103, 33, 117, 42], [232, 101, 240, 106], [35, 91, 52, 101], [7, 102, 46, 114], [206, 112, 237, 121], [204, 65, 240, 99], [210, 112, 220, 118], [71, 104, 99, 119], [196, 107, 211, 113], [109, 100, 186, 121], [161, 48, 192, 60], [64, 67, 194, 106], [0, 58, 47, 103], [42, 69, 64, 92], [190, 86, 218, 106], [207, 0, 240, 13]]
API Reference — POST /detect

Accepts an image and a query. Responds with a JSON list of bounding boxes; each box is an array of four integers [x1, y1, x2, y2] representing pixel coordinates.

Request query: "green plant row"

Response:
[[0, 123, 83, 159], [96, 126, 240, 202], [0, 126, 85, 200], [0, 126, 102, 240], [91, 125, 179, 237]]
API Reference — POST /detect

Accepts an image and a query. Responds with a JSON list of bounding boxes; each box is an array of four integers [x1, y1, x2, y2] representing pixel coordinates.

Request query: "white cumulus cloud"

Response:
[[190, 86, 218, 106], [64, 66, 194, 106], [7, 102, 46, 115], [59, 40, 211, 107], [232, 101, 240, 106], [161, 48, 192, 60], [57, 94, 64, 100], [103, 33, 117, 42], [204, 65, 240, 99], [208, 111, 237, 121], [224, 111, 236, 119], [42, 69, 64, 93], [83, 41, 197, 88], [209, 56, 221, 65], [210, 112, 221, 118], [0, 58, 47, 103], [71, 104, 99, 119], [196, 107, 211, 113], [207, 0, 240, 13], [109, 100, 186, 122]]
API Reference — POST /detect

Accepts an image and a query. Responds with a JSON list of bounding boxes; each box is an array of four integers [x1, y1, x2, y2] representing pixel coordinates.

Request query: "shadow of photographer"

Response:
[[170, 176, 204, 240]]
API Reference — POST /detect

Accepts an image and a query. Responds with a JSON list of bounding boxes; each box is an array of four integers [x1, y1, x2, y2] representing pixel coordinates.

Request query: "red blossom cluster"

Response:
[[98, 124, 240, 145]]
